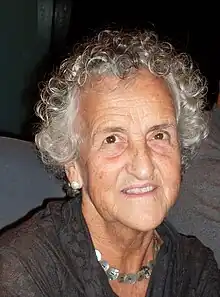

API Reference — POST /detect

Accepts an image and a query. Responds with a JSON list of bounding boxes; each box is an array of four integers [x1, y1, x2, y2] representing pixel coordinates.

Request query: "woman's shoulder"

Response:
[[0, 197, 83, 296], [178, 232, 217, 265], [160, 220, 219, 270], [159, 221, 220, 294], [178, 233, 220, 293], [0, 197, 75, 252]]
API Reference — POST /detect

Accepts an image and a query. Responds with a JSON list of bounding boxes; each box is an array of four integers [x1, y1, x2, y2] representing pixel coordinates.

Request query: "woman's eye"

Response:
[[104, 135, 117, 144], [153, 132, 169, 140]]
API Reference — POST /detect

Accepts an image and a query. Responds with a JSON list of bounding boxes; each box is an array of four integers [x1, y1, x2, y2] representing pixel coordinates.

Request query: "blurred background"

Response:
[[0, 1, 219, 141]]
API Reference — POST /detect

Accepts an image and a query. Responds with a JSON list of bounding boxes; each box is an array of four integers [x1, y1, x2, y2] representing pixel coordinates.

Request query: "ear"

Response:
[[65, 162, 83, 188]]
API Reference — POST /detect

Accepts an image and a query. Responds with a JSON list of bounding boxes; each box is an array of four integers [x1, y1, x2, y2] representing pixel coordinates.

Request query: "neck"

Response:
[[82, 196, 156, 273]]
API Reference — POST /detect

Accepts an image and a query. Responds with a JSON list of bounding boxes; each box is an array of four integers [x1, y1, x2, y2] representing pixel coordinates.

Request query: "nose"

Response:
[[126, 143, 155, 180]]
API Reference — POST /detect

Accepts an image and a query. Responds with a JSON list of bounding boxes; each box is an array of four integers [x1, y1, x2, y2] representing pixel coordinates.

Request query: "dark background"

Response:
[[1, 1, 219, 141]]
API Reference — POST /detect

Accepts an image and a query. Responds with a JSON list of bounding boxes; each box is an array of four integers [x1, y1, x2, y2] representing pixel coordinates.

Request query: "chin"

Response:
[[121, 216, 164, 232], [117, 204, 167, 231]]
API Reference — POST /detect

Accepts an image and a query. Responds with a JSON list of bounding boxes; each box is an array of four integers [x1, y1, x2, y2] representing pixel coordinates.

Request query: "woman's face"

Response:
[[68, 69, 181, 231]]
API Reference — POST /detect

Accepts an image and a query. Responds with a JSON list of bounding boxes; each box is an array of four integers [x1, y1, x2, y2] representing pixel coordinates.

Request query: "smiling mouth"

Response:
[[121, 185, 156, 195]]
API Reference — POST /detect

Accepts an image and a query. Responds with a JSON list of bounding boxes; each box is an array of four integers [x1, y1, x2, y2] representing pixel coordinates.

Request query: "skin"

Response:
[[66, 69, 181, 296]]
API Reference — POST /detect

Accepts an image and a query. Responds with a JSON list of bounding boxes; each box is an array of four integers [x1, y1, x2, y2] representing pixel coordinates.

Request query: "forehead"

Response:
[[79, 69, 176, 126]]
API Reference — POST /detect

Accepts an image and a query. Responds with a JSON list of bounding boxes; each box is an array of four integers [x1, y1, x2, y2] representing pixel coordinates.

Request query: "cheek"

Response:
[[155, 154, 181, 206], [154, 151, 181, 184], [86, 153, 127, 190], [164, 160, 181, 199], [86, 166, 116, 196]]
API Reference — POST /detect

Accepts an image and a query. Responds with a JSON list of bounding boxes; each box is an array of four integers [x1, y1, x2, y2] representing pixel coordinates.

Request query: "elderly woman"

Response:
[[0, 29, 219, 297]]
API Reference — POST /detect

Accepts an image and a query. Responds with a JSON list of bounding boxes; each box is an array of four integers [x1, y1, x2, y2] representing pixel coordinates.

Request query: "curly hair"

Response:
[[35, 29, 209, 174]]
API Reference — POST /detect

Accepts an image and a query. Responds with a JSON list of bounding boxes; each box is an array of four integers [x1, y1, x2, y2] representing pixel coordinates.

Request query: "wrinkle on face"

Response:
[[69, 69, 181, 234]]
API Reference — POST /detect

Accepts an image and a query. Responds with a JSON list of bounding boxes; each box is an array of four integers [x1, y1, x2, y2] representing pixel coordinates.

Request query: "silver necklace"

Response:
[[95, 236, 160, 284]]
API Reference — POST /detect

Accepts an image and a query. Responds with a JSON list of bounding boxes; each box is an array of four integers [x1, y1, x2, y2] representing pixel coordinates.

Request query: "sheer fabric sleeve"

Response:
[[196, 250, 220, 296], [0, 248, 54, 297]]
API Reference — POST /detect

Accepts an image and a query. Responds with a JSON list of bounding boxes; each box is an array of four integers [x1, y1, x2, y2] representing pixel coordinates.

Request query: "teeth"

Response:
[[125, 186, 154, 194]]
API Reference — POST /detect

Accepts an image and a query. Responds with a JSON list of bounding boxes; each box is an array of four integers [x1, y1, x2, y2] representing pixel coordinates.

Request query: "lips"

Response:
[[121, 183, 157, 195]]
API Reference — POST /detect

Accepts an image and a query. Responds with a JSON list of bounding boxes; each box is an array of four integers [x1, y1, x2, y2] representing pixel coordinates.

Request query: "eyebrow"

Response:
[[97, 127, 127, 134], [147, 123, 176, 133], [92, 123, 176, 139]]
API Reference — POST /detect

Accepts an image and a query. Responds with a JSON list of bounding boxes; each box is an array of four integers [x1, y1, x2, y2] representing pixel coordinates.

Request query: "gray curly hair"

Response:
[[35, 29, 209, 174]]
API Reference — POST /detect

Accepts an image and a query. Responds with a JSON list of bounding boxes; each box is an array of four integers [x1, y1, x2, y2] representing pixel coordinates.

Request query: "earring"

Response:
[[70, 181, 81, 190]]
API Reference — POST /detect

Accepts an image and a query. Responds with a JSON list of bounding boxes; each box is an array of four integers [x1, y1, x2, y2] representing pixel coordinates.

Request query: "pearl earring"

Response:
[[70, 181, 81, 190]]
